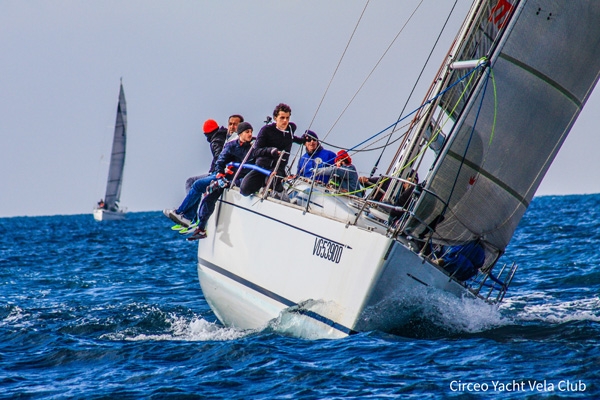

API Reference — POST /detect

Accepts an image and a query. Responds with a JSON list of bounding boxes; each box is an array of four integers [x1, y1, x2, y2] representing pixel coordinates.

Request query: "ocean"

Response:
[[1, 194, 599, 399]]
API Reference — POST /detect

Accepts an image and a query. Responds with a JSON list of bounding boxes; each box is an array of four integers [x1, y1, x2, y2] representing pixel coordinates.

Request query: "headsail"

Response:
[[104, 81, 127, 211], [401, 0, 600, 256]]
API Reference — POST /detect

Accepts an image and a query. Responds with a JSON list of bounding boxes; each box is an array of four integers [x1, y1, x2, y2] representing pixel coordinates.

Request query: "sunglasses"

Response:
[[305, 138, 317, 142]]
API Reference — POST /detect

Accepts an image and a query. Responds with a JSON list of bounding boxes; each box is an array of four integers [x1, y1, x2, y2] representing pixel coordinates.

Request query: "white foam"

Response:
[[270, 300, 349, 340], [269, 292, 510, 338], [418, 290, 508, 333], [114, 313, 251, 342], [0, 305, 34, 328], [172, 315, 251, 341], [503, 292, 600, 323]]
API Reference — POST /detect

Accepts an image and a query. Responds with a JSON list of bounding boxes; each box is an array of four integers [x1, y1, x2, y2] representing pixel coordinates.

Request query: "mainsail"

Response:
[[401, 0, 600, 258], [104, 81, 127, 211]]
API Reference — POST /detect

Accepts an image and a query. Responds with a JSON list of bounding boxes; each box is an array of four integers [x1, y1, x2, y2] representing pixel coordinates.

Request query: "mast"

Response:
[[104, 80, 127, 211], [386, 0, 485, 184]]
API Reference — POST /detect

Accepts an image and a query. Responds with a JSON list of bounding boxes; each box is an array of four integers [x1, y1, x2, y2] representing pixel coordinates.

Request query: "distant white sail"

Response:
[[104, 81, 127, 211]]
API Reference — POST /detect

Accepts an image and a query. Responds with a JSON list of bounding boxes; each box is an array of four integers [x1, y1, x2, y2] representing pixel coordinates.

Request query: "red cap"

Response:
[[335, 150, 351, 164], [203, 119, 219, 134]]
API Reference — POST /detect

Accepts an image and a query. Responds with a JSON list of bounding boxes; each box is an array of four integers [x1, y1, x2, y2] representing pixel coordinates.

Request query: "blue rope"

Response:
[[347, 63, 485, 153], [227, 162, 272, 176]]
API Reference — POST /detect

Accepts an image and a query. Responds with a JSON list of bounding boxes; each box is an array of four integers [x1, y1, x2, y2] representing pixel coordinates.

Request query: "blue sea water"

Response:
[[1, 194, 599, 399]]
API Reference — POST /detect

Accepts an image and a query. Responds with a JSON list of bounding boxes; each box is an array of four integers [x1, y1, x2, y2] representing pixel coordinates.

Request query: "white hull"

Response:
[[93, 208, 126, 221], [197, 187, 473, 338]]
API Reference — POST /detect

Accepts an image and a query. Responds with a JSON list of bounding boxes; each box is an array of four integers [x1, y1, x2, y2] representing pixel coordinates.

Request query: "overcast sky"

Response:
[[2, 0, 599, 218]]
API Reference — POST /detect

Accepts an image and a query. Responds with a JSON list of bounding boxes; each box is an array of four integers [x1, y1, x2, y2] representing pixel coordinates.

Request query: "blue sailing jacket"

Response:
[[297, 146, 337, 181]]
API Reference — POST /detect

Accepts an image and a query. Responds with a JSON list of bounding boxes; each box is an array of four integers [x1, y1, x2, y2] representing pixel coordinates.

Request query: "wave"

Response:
[[104, 315, 251, 342], [263, 290, 509, 340], [0, 304, 32, 328], [502, 292, 600, 323], [89, 303, 253, 342]]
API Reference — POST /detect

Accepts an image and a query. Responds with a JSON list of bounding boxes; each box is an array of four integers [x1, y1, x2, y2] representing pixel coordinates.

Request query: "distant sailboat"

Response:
[[93, 81, 127, 221]]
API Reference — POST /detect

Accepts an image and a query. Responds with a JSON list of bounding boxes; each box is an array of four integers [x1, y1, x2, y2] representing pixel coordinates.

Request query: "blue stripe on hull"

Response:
[[198, 257, 357, 336]]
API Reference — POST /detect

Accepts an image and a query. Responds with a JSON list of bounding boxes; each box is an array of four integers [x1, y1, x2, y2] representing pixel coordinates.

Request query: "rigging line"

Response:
[[293, 0, 369, 178], [319, 120, 412, 153], [345, 63, 481, 155], [349, 129, 410, 152], [307, 0, 371, 132], [391, 57, 485, 182], [320, 69, 486, 218], [445, 67, 518, 240], [424, 58, 489, 159], [348, 61, 482, 205], [441, 65, 492, 220], [313, 67, 482, 200], [323, 70, 478, 199], [467, 67, 497, 182], [323, 0, 426, 140], [298, 62, 482, 184], [370, 0, 461, 177]]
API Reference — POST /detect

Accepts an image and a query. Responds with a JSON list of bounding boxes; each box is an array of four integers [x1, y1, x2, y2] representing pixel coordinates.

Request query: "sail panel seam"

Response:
[[498, 52, 582, 108], [446, 149, 529, 207]]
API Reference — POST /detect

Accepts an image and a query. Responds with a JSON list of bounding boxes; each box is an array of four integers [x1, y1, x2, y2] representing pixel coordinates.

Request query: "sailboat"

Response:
[[93, 81, 127, 221], [196, 0, 600, 338]]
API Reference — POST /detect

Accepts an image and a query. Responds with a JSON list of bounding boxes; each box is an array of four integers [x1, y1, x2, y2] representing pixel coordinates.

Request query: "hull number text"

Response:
[[313, 237, 343, 264]]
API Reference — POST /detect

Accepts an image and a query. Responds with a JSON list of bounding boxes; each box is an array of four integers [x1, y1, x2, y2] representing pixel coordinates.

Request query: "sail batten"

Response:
[[498, 53, 582, 108], [445, 149, 529, 208]]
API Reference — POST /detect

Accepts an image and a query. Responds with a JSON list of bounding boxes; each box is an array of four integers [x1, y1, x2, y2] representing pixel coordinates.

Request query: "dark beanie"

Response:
[[236, 121, 253, 134], [303, 130, 318, 141]]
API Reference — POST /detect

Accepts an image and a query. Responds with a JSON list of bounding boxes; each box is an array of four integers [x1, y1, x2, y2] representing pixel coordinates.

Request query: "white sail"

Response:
[[94, 81, 127, 221], [104, 81, 127, 211], [402, 0, 600, 257]]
